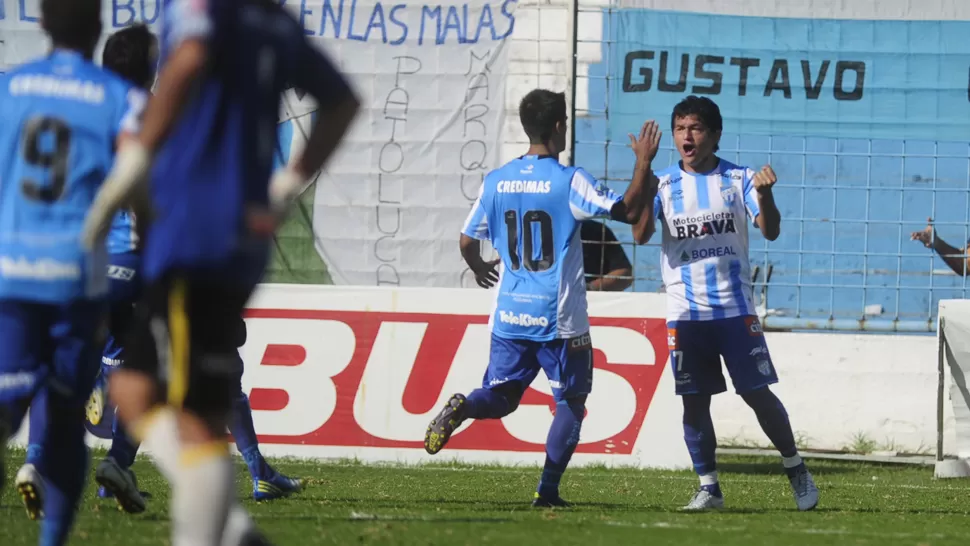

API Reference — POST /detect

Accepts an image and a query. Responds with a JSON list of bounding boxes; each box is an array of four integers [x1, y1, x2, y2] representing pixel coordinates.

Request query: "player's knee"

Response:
[[559, 395, 587, 420], [740, 386, 777, 408], [109, 370, 158, 422], [681, 394, 712, 418], [491, 382, 526, 412]]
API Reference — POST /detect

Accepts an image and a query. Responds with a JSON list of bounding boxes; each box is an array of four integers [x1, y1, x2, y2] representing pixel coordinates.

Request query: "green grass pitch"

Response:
[[2, 450, 969, 545]]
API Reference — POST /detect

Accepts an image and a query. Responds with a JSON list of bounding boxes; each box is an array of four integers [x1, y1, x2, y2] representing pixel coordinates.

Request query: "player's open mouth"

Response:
[[682, 144, 696, 157]]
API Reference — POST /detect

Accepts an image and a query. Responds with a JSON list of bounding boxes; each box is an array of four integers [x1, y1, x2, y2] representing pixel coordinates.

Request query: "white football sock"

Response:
[[699, 471, 719, 486], [783, 454, 804, 469], [172, 444, 233, 546], [138, 407, 258, 546]]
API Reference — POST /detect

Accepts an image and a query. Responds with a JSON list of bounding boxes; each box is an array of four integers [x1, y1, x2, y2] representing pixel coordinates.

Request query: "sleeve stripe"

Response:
[[569, 169, 621, 221], [165, 0, 212, 44], [461, 200, 489, 240]]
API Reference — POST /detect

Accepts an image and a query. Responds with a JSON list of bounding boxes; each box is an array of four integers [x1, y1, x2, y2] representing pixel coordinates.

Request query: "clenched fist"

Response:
[[752, 165, 777, 194]]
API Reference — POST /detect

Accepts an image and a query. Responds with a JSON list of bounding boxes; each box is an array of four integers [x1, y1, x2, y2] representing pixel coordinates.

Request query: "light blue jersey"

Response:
[[0, 50, 147, 303], [462, 155, 622, 342], [107, 210, 138, 254]]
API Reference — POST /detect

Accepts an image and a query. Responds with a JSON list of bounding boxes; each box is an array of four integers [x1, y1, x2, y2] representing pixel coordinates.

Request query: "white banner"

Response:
[[292, 0, 513, 287], [0, 0, 518, 288]]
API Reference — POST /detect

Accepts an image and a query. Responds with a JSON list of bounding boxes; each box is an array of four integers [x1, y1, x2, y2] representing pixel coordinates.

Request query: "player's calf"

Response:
[[740, 387, 819, 510], [533, 396, 586, 509]]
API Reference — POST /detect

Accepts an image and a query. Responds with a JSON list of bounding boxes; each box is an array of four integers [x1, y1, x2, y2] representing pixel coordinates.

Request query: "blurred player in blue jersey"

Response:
[[16, 24, 303, 522], [424, 89, 661, 507], [633, 96, 818, 511], [0, 0, 148, 543], [80, 0, 359, 543]]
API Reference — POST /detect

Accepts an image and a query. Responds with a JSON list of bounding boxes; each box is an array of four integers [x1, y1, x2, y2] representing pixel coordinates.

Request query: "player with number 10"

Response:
[[424, 89, 661, 506]]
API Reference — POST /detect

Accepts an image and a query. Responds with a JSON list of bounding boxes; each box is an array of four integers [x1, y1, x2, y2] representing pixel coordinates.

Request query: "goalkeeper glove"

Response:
[[268, 166, 308, 217]]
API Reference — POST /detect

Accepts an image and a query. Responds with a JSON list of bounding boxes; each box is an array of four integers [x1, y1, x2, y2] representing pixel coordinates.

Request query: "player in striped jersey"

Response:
[[634, 96, 818, 512]]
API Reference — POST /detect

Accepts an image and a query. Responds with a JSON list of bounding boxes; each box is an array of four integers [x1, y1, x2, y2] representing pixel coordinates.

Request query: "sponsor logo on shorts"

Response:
[[488, 377, 510, 386], [101, 356, 123, 367], [498, 310, 549, 328], [667, 328, 678, 350], [749, 346, 768, 357], [745, 316, 763, 336], [548, 379, 564, 389], [107, 265, 136, 281], [0, 371, 37, 391], [569, 333, 592, 352], [676, 372, 691, 386]]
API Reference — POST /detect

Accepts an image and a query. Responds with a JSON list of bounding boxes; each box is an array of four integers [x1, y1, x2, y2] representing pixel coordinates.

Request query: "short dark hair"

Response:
[[671, 96, 723, 134], [42, 0, 102, 52], [103, 24, 157, 88], [519, 89, 567, 144]]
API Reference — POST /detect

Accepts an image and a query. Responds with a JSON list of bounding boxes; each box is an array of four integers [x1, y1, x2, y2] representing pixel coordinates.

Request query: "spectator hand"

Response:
[[910, 217, 936, 249]]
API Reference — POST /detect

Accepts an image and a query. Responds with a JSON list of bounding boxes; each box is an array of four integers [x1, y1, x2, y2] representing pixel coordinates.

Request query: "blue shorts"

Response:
[[0, 300, 105, 407], [484, 333, 593, 402], [667, 316, 778, 396]]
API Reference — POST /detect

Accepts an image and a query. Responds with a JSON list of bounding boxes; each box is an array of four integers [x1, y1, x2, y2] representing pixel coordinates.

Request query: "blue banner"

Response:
[[609, 10, 970, 141]]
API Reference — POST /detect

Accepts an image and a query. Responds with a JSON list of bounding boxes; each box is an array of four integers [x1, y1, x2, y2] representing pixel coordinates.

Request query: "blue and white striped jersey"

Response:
[[462, 155, 622, 342], [654, 159, 760, 321]]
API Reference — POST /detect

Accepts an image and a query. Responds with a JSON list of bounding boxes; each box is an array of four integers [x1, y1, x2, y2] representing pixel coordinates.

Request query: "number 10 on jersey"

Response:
[[504, 209, 554, 272]]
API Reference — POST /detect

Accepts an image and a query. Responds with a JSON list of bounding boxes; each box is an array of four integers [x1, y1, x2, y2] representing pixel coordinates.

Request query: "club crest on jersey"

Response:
[[720, 186, 738, 204]]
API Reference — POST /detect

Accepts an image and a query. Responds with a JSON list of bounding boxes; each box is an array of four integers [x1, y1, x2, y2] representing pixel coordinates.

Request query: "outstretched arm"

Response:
[[912, 218, 970, 276]]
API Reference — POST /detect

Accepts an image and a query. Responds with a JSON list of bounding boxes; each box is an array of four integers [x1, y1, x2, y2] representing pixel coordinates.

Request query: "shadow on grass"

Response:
[[718, 461, 859, 476]]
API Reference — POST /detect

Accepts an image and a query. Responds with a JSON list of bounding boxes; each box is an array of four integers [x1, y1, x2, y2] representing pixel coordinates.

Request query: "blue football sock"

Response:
[[464, 388, 514, 419], [17, 385, 43, 470], [229, 391, 272, 480], [106, 412, 140, 469], [26, 387, 47, 466], [536, 397, 585, 500], [682, 394, 717, 476], [741, 387, 798, 458], [39, 395, 88, 546]]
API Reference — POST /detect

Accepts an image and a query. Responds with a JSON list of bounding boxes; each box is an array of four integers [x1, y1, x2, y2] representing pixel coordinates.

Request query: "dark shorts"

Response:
[[667, 315, 778, 396], [484, 333, 594, 402], [123, 271, 250, 416]]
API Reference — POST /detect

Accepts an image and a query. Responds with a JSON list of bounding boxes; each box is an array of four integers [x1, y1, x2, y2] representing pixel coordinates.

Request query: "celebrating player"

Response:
[[0, 0, 148, 543], [424, 89, 661, 507], [79, 0, 359, 543], [633, 95, 818, 511]]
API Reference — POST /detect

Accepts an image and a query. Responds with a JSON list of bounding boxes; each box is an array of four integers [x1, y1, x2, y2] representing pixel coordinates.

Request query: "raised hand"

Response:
[[629, 120, 662, 163]]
